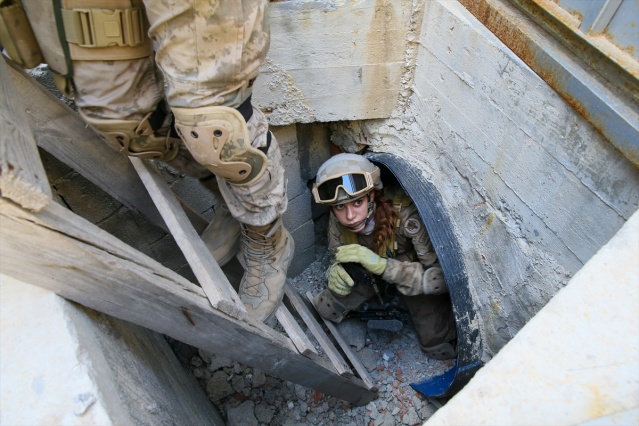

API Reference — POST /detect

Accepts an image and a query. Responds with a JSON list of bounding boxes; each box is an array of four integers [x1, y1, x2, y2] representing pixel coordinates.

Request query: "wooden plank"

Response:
[[284, 284, 353, 377], [0, 198, 377, 405], [0, 57, 52, 211], [275, 303, 317, 356], [130, 157, 245, 319], [306, 291, 378, 392], [5, 59, 207, 233]]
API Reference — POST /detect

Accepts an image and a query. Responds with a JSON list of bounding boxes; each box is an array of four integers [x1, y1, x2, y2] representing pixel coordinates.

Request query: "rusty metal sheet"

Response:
[[458, 0, 639, 168]]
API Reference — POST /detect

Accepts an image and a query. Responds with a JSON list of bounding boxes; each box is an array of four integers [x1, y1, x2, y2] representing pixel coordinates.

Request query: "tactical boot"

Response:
[[421, 341, 457, 360], [238, 218, 294, 322], [200, 204, 241, 267]]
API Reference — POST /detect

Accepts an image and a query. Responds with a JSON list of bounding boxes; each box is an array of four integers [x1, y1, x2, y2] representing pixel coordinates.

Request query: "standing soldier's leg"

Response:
[[21, 0, 182, 163], [25, 0, 242, 265], [25, 0, 289, 321], [143, 0, 293, 322]]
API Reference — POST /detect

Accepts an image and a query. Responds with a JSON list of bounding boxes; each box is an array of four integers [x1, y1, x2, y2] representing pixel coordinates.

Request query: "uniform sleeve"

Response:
[[381, 205, 448, 296]]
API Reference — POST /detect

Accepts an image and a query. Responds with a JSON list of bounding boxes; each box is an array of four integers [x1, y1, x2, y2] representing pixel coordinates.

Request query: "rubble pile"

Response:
[[185, 247, 452, 425]]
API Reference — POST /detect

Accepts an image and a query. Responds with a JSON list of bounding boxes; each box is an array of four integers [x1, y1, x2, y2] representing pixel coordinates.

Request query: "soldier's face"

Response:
[[332, 193, 371, 233]]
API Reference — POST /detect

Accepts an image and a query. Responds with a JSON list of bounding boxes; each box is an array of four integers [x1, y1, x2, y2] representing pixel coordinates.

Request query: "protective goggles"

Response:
[[312, 171, 378, 204]]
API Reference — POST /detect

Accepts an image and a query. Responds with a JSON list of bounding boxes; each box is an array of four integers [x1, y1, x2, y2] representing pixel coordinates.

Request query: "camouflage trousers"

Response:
[[70, 0, 284, 226], [315, 284, 457, 351]]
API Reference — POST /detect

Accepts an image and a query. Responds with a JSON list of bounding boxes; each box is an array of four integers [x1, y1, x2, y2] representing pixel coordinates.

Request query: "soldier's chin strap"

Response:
[[365, 193, 375, 222]]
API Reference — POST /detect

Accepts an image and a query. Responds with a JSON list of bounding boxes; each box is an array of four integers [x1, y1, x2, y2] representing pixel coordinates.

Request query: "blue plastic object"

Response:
[[411, 360, 483, 398]]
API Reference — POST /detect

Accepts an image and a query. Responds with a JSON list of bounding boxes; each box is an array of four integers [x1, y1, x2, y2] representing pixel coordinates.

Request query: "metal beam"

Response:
[[458, 0, 639, 168]]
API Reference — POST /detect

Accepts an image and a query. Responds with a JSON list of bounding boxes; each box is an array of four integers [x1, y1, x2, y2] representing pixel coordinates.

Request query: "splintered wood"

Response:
[[0, 57, 51, 211]]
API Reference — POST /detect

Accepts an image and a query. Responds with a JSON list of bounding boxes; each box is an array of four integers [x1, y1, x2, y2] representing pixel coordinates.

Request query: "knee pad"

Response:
[[172, 106, 267, 186], [423, 266, 447, 295], [81, 111, 179, 162], [314, 291, 348, 323]]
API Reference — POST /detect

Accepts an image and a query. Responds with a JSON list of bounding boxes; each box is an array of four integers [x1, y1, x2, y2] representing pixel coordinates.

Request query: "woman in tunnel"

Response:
[[312, 153, 457, 360]]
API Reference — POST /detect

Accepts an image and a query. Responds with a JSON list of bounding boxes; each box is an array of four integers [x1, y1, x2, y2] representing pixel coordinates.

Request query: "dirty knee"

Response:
[[314, 292, 346, 323]]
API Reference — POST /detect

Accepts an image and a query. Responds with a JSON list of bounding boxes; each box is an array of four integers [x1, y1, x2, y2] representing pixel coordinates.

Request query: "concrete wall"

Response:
[[254, 0, 639, 360], [345, 0, 639, 356], [273, 124, 322, 277], [0, 275, 223, 425], [426, 209, 639, 425], [254, 0, 419, 125]]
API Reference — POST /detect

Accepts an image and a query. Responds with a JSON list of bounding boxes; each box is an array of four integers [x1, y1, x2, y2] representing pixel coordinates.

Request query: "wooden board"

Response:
[[0, 57, 52, 211], [5, 59, 207, 233], [130, 157, 245, 319], [306, 291, 378, 391], [283, 284, 353, 377], [0, 198, 377, 405], [275, 303, 317, 356]]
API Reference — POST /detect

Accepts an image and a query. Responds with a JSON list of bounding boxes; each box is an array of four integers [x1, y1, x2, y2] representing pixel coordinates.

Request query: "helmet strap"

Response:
[[356, 194, 375, 235], [365, 193, 375, 221]]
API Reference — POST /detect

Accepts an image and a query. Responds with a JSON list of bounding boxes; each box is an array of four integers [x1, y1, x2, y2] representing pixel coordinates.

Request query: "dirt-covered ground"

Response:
[[179, 247, 453, 425]]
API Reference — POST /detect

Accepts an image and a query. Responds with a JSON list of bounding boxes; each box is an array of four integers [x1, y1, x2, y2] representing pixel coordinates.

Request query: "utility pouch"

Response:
[[0, 0, 43, 68]]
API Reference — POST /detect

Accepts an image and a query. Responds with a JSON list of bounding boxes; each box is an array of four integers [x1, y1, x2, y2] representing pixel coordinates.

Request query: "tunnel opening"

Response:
[[366, 152, 484, 398]]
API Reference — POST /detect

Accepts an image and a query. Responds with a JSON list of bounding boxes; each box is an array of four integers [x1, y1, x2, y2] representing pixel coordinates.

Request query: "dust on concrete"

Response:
[[179, 246, 453, 425]]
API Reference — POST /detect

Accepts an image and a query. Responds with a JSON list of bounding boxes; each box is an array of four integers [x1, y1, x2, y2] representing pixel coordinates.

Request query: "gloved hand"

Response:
[[335, 244, 387, 275], [327, 263, 355, 296]]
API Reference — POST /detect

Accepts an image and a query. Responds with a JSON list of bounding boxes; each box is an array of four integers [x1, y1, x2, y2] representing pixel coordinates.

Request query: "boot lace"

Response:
[[241, 228, 275, 293]]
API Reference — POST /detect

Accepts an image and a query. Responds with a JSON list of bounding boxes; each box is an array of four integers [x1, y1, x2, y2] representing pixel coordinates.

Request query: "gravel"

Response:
[[180, 246, 453, 425]]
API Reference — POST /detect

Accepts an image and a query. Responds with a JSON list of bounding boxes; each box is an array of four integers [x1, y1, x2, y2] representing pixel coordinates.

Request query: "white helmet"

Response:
[[312, 153, 382, 205]]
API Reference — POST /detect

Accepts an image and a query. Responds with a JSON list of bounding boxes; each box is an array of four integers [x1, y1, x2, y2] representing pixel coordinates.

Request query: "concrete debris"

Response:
[[227, 400, 258, 426], [72, 392, 96, 416], [254, 402, 274, 424], [358, 347, 379, 372], [336, 319, 368, 351], [382, 350, 396, 361], [181, 247, 452, 425], [206, 353, 234, 372], [206, 371, 234, 402], [402, 407, 420, 425]]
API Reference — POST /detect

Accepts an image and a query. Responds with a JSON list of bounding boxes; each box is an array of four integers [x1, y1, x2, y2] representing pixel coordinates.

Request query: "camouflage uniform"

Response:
[[315, 191, 457, 359], [17, 0, 291, 321], [70, 0, 286, 226]]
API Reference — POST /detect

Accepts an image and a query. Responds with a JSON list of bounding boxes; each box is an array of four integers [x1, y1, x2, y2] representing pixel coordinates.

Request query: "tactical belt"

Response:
[[62, 7, 145, 48], [60, 4, 152, 61]]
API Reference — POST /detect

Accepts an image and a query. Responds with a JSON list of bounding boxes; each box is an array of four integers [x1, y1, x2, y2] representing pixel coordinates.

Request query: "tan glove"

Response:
[[327, 263, 355, 296], [336, 244, 387, 275]]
